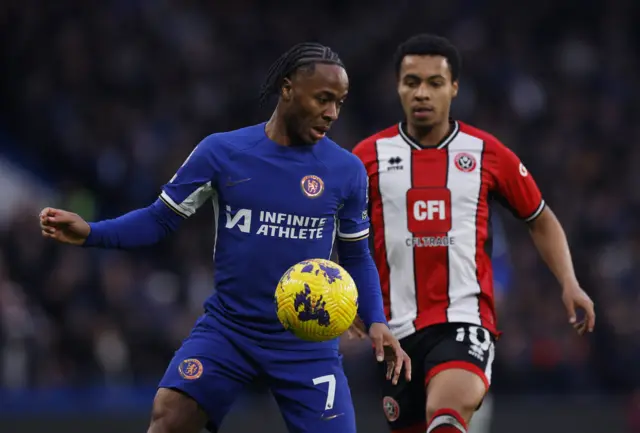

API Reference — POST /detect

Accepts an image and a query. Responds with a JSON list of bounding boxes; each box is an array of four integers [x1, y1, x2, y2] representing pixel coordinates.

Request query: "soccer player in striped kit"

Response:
[[352, 34, 596, 433]]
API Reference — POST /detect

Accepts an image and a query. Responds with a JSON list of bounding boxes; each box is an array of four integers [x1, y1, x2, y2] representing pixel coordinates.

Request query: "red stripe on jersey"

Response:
[[411, 149, 449, 328], [352, 126, 398, 320], [475, 154, 497, 332]]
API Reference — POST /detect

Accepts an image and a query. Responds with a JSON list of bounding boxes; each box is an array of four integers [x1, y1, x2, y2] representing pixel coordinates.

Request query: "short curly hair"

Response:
[[393, 34, 461, 81]]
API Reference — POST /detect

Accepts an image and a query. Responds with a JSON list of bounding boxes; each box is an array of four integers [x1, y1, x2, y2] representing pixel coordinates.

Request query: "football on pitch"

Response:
[[275, 258, 358, 342]]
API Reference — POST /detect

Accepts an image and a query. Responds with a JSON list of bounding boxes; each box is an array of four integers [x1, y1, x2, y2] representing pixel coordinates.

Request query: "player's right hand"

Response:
[[39, 207, 91, 245]]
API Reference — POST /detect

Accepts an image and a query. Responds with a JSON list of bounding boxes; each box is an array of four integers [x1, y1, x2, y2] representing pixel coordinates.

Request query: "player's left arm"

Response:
[[494, 145, 595, 334], [335, 160, 386, 331], [336, 158, 411, 383]]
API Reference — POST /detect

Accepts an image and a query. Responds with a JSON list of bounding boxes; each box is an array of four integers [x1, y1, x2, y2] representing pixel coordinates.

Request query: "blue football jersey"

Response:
[[159, 123, 370, 348]]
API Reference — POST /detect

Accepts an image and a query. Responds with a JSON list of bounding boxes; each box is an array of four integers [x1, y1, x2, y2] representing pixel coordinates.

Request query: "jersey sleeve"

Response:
[[493, 144, 545, 222], [337, 158, 370, 242], [159, 136, 220, 218]]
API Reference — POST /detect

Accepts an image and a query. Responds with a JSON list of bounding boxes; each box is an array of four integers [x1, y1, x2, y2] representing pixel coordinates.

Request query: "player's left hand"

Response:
[[368, 323, 412, 385], [561, 282, 595, 335]]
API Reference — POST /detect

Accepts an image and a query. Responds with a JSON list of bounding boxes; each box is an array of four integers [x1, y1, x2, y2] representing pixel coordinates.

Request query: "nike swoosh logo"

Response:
[[226, 177, 252, 187], [321, 413, 344, 421]]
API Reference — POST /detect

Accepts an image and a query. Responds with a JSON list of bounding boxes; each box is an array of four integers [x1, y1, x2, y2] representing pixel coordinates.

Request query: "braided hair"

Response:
[[259, 42, 344, 106]]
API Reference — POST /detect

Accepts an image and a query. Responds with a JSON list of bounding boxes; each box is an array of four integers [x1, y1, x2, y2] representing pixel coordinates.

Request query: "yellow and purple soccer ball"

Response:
[[275, 258, 358, 342]]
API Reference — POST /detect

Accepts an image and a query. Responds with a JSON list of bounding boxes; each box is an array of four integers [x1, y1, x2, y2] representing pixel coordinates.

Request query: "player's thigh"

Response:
[[426, 368, 486, 424], [148, 387, 207, 433], [157, 324, 257, 432], [425, 324, 496, 423], [268, 351, 356, 433], [379, 332, 429, 433]]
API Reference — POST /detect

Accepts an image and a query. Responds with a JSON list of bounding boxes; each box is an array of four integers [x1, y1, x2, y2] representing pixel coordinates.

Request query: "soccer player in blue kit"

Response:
[[39, 43, 411, 433]]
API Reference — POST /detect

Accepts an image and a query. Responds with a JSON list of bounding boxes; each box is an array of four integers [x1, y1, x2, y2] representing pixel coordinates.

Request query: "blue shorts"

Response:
[[159, 315, 356, 433]]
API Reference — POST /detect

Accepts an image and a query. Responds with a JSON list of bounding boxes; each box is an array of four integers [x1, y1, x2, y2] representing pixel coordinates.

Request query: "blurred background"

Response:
[[0, 0, 638, 432]]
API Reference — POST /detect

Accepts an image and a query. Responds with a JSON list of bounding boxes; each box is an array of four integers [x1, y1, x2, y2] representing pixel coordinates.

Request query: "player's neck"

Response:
[[406, 119, 452, 148], [265, 109, 296, 147]]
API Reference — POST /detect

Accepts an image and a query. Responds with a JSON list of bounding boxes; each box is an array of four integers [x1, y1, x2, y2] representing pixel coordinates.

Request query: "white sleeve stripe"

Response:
[[337, 228, 369, 239], [524, 200, 546, 222], [160, 191, 189, 218], [339, 234, 369, 242], [160, 182, 213, 218]]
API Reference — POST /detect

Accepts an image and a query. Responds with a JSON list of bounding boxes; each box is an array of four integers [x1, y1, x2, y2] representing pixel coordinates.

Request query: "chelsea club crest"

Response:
[[300, 175, 324, 198]]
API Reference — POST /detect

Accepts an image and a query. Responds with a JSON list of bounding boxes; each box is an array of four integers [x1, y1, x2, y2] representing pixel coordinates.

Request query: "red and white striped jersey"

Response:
[[353, 121, 545, 339]]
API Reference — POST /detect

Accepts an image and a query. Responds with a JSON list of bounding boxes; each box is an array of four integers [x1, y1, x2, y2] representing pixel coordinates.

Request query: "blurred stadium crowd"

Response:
[[0, 0, 639, 403]]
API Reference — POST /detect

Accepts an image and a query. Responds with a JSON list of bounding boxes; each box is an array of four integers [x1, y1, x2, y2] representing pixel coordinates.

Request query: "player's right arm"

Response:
[[40, 136, 220, 248]]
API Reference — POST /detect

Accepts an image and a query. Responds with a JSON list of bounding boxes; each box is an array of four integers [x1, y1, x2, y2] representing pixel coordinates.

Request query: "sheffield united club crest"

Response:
[[382, 396, 400, 422], [454, 152, 477, 173], [300, 175, 324, 199]]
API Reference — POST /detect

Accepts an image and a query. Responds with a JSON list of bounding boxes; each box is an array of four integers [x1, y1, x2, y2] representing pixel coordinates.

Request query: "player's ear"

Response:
[[451, 80, 459, 98], [281, 78, 293, 102]]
